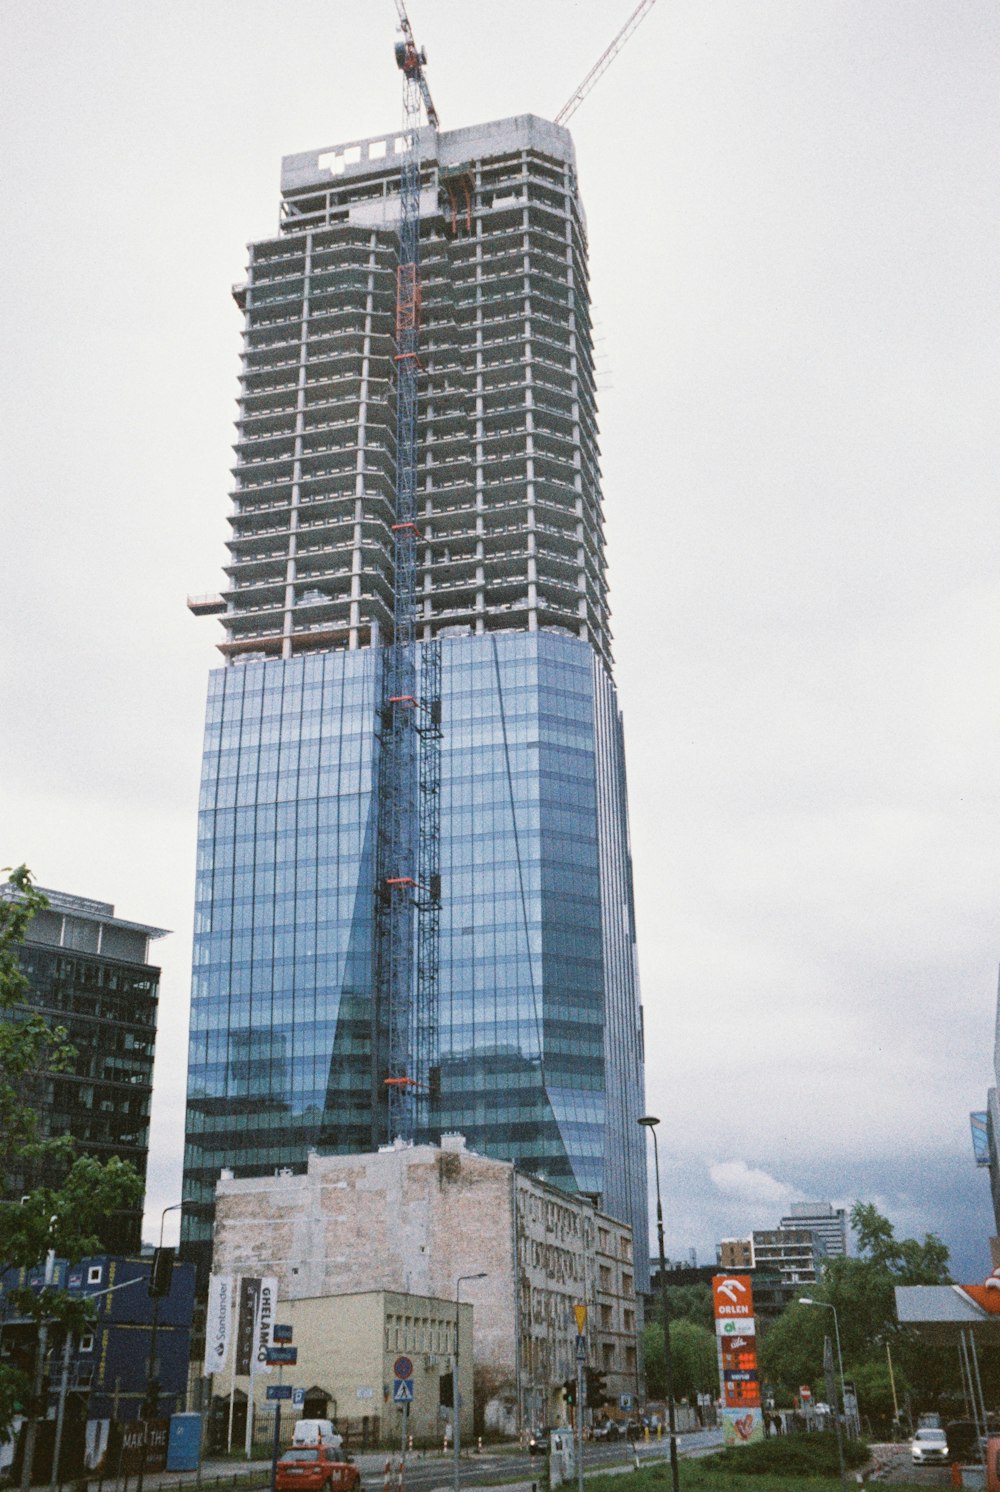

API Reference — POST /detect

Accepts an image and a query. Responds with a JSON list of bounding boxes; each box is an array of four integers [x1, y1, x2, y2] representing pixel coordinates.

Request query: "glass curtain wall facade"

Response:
[[1, 886, 166, 1253], [182, 114, 647, 1285]]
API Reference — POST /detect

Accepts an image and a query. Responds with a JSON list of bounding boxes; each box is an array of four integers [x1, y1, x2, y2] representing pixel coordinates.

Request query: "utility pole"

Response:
[[638, 1118, 679, 1492], [48, 1331, 73, 1492], [453, 1274, 486, 1492], [20, 1246, 55, 1492]]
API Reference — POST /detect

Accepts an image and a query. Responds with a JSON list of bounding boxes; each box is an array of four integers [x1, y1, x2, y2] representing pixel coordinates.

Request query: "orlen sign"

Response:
[[957, 1266, 1000, 1315], [713, 1274, 754, 1319]]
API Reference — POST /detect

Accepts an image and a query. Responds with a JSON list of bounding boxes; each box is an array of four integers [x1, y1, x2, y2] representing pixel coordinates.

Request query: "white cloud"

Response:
[[709, 1161, 804, 1210]]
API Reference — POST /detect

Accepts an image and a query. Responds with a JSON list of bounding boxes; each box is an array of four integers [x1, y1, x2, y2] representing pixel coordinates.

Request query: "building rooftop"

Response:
[[280, 114, 576, 196], [1, 882, 169, 964], [1, 882, 168, 939]]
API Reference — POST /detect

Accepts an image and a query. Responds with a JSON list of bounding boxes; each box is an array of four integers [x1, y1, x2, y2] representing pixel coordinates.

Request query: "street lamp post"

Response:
[[453, 1273, 486, 1492], [797, 1298, 848, 1425], [798, 1296, 850, 1492], [637, 1117, 679, 1492], [146, 1204, 184, 1413], [137, 1203, 184, 1492]]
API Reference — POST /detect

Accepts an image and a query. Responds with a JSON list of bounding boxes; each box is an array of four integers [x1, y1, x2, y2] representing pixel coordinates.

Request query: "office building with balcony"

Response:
[[778, 1201, 848, 1258]]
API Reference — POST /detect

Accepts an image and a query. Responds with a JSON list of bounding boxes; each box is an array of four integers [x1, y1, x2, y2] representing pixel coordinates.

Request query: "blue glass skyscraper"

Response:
[[182, 115, 647, 1285]]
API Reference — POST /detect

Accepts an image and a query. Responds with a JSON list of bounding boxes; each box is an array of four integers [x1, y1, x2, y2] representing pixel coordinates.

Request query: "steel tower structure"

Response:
[[373, 7, 442, 1144]]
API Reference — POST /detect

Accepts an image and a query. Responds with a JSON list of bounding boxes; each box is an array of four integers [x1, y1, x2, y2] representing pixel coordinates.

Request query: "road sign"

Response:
[[266, 1385, 293, 1401], [265, 1346, 297, 1365], [393, 1379, 414, 1403], [292, 1388, 305, 1407], [393, 1355, 413, 1380], [575, 1333, 587, 1361], [273, 1324, 294, 1344], [574, 1304, 587, 1334]]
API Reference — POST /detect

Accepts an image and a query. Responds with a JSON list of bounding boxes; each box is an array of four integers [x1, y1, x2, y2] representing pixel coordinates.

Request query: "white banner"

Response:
[[716, 1315, 756, 1337], [253, 1276, 279, 1373], [204, 1274, 234, 1376]]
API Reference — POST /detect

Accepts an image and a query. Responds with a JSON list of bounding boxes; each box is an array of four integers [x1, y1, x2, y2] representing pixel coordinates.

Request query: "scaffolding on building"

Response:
[[373, 3, 442, 1145]]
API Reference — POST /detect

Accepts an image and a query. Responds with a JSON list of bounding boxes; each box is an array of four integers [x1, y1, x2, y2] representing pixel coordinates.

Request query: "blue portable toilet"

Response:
[[167, 1413, 203, 1471]]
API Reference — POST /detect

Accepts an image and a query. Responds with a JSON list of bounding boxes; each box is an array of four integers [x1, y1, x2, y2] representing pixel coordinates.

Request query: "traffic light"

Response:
[[563, 1377, 576, 1407], [586, 1368, 608, 1407], [148, 1246, 175, 1299]]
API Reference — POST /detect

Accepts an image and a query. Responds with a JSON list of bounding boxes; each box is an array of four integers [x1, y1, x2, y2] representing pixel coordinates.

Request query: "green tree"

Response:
[[852, 1201, 951, 1284], [670, 1319, 719, 1400], [848, 1357, 898, 1426], [0, 867, 144, 1448], [643, 1318, 718, 1402], [664, 1282, 714, 1333], [643, 1320, 667, 1398], [758, 1201, 954, 1427]]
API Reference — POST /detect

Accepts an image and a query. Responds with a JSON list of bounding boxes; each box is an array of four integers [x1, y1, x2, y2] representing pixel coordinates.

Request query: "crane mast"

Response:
[[373, 0, 655, 1144], [373, 2, 441, 1145]]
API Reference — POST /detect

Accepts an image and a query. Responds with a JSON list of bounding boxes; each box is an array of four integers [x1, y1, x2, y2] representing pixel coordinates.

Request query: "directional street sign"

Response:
[[393, 1378, 414, 1404], [393, 1356, 413, 1380], [266, 1385, 294, 1401], [265, 1346, 298, 1365]]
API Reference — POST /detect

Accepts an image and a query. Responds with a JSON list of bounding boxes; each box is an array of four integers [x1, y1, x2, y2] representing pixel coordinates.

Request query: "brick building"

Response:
[[210, 1133, 638, 1430]]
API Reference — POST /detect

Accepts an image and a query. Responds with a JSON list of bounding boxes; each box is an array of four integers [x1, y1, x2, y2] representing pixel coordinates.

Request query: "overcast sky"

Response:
[[2, 0, 998, 1282]]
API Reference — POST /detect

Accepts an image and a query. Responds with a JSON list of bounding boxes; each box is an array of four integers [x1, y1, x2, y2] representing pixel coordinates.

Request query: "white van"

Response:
[[292, 1420, 343, 1449]]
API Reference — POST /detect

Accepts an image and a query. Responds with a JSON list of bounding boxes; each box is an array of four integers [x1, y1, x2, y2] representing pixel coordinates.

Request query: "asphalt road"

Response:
[[865, 1441, 971, 1486], [345, 1429, 725, 1492], [156, 1431, 725, 1492]]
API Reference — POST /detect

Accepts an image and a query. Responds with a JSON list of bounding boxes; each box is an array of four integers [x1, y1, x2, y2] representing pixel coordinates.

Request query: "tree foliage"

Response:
[[0, 867, 144, 1438], [643, 1317, 718, 1402], [0, 869, 76, 1181], [758, 1200, 955, 1426], [664, 1282, 714, 1333]]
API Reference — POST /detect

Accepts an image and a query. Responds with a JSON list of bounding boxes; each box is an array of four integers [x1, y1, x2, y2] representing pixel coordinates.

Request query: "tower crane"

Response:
[[393, 0, 439, 129], [373, 0, 442, 1145], [374, 0, 656, 1146], [555, 0, 659, 125]]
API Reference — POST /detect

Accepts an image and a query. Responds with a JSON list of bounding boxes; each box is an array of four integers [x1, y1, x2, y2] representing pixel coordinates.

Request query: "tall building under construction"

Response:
[[181, 113, 648, 1284]]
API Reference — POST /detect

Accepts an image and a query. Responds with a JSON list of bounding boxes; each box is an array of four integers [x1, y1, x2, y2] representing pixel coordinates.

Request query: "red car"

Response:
[[275, 1446, 362, 1492]]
